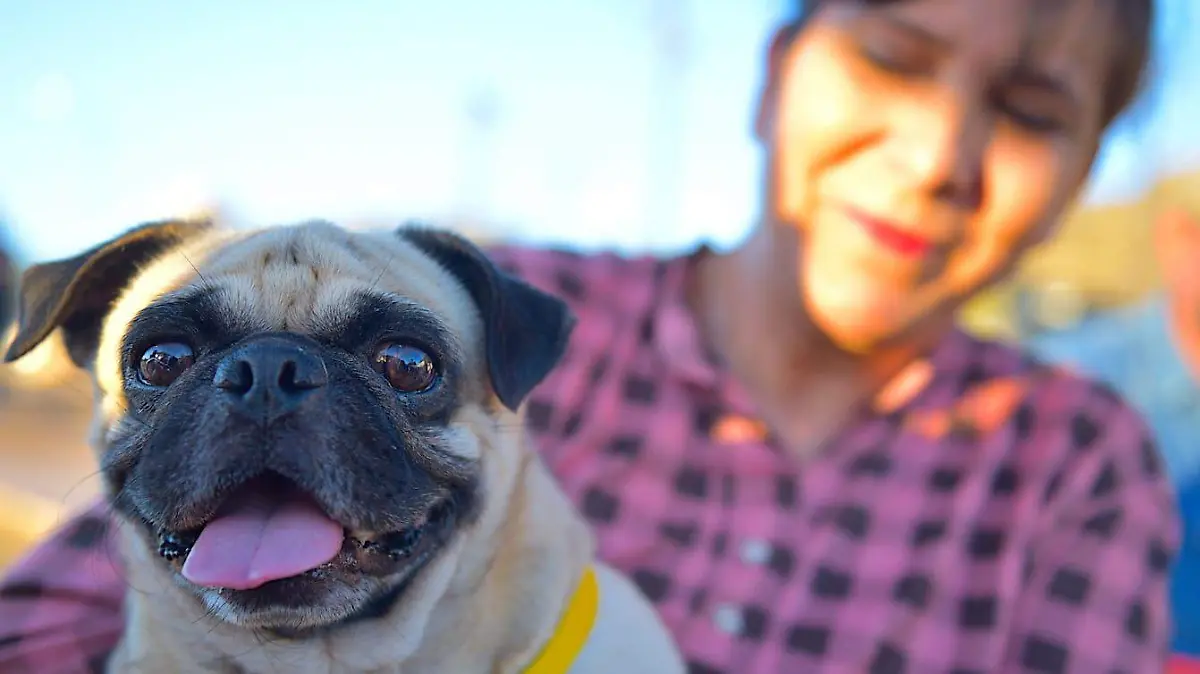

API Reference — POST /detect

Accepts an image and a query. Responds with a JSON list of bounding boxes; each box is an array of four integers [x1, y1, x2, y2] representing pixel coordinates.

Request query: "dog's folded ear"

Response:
[[398, 224, 576, 411], [3, 217, 213, 368]]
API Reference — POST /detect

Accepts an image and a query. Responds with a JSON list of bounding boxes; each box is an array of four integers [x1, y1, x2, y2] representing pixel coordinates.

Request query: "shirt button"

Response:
[[739, 538, 772, 565], [712, 603, 745, 636]]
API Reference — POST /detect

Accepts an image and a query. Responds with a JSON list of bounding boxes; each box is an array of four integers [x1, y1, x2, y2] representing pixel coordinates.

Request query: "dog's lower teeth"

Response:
[[157, 532, 196, 561]]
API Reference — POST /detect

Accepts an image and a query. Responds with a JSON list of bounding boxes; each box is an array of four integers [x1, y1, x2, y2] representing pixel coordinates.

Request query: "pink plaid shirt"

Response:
[[0, 246, 1181, 674]]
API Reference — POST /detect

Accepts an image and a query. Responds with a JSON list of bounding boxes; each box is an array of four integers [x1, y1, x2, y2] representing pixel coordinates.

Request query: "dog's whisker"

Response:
[[58, 467, 105, 513], [365, 241, 401, 295], [179, 251, 209, 288]]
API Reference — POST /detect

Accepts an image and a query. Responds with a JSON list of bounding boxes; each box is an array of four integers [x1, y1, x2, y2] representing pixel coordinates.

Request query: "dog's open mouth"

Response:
[[155, 473, 460, 592]]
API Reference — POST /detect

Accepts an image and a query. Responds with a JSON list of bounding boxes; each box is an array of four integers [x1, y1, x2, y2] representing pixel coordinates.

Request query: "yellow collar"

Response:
[[522, 566, 600, 674]]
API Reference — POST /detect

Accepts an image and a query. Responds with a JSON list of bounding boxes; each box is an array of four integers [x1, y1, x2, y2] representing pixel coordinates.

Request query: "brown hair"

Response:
[[785, 0, 1155, 126]]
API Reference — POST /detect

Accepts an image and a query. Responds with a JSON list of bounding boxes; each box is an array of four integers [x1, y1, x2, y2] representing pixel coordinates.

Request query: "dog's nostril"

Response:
[[279, 357, 326, 392], [279, 360, 298, 391], [214, 359, 255, 394]]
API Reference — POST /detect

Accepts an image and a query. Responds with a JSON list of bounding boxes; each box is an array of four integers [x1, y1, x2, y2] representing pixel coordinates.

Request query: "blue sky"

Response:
[[1, 0, 1196, 263]]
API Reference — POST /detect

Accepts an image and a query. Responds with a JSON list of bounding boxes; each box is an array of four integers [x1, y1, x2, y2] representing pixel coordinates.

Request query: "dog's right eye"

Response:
[[138, 343, 195, 387], [372, 343, 438, 392]]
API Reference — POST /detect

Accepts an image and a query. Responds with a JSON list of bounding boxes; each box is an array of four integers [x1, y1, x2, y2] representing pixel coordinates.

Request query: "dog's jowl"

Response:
[[5, 218, 684, 674]]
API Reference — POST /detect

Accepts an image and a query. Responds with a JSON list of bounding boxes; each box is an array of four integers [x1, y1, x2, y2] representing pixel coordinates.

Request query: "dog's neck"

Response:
[[109, 454, 595, 674]]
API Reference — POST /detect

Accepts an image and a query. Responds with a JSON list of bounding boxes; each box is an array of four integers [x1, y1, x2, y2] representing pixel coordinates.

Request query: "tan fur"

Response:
[[68, 221, 683, 673]]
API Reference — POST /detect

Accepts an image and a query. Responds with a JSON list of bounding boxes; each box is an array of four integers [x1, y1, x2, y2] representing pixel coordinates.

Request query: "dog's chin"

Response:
[[149, 488, 466, 637]]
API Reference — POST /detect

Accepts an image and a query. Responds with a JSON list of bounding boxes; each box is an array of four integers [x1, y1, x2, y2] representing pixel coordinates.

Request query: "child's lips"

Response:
[[845, 207, 933, 259]]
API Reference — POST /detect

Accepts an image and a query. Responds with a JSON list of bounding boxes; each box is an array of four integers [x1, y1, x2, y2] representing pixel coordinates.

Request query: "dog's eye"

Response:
[[138, 343, 195, 387], [373, 344, 437, 392]]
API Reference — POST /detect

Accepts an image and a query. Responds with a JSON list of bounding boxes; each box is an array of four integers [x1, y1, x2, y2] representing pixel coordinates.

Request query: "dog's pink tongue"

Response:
[[181, 488, 344, 590]]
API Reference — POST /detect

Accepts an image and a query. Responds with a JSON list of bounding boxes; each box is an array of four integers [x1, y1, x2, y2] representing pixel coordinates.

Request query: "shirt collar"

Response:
[[649, 245, 722, 389]]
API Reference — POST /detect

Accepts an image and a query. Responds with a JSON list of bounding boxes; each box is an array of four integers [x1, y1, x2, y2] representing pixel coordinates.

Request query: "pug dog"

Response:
[[4, 218, 685, 674]]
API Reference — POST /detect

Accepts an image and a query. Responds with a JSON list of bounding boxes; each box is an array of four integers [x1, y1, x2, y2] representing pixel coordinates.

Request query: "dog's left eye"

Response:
[[372, 343, 437, 392], [138, 343, 195, 387]]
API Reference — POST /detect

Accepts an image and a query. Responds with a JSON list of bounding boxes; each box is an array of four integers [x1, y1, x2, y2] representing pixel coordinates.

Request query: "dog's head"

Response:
[[4, 218, 573, 634]]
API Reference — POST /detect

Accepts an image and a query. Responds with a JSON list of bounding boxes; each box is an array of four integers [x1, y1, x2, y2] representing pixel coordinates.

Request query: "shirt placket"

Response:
[[677, 382, 819, 670]]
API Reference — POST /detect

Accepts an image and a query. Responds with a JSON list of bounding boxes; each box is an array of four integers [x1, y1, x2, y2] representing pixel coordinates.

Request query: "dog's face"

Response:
[[4, 219, 573, 635]]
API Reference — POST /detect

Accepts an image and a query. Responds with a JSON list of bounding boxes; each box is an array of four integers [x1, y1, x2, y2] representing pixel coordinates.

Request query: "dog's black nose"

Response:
[[214, 336, 328, 420]]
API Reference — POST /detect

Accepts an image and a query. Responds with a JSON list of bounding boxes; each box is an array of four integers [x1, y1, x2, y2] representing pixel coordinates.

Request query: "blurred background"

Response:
[[0, 0, 1197, 569]]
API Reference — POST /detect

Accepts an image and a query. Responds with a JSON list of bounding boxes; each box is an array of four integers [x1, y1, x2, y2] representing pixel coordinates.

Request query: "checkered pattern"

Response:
[[0, 246, 1181, 673]]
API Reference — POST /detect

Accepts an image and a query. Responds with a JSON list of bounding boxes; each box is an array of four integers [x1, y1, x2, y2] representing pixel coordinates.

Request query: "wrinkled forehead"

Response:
[[100, 223, 479, 362], [195, 224, 472, 334]]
